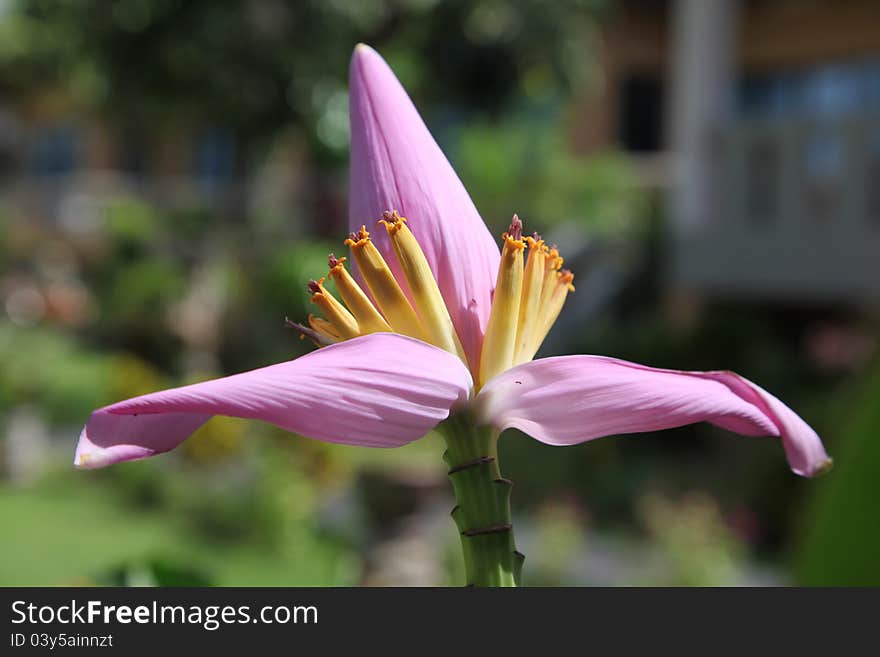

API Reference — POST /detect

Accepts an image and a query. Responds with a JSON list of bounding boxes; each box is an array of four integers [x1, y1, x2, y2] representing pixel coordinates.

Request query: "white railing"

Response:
[[674, 114, 880, 302]]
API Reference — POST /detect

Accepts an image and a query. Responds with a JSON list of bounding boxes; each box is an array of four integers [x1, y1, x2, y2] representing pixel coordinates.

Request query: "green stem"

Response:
[[440, 411, 524, 587]]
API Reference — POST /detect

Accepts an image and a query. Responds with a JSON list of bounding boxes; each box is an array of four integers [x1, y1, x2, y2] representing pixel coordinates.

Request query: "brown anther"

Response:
[[307, 279, 321, 295], [532, 231, 542, 242], [328, 253, 339, 268], [559, 268, 575, 290], [506, 214, 523, 241], [379, 210, 406, 233], [345, 225, 371, 246]]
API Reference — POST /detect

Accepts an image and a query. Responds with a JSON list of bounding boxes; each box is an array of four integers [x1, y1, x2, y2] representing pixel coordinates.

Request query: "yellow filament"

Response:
[[479, 229, 524, 388], [523, 269, 574, 361], [310, 278, 360, 339], [537, 246, 562, 301], [345, 226, 427, 341], [513, 236, 547, 365], [327, 256, 392, 334], [381, 212, 466, 360]]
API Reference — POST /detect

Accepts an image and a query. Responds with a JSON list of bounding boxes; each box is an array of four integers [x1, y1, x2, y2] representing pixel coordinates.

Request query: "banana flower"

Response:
[[75, 45, 831, 587]]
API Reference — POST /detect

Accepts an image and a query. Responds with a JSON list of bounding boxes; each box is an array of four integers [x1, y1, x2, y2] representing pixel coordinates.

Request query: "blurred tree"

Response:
[[0, 0, 607, 165]]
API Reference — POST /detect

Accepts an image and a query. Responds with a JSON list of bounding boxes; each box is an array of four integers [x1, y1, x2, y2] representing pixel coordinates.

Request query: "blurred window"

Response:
[[196, 129, 236, 192], [801, 132, 844, 224], [741, 58, 880, 227], [868, 130, 880, 226], [618, 74, 665, 152], [28, 124, 80, 176], [121, 136, 147, 176], [745, 135, 781, 224], [741, 57, 880, 119]]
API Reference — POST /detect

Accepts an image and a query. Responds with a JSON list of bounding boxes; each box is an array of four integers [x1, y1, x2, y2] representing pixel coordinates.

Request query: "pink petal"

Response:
[[476, 355, 831, 477], [75, 334, 473, 469], [348, 44, 500, 371]]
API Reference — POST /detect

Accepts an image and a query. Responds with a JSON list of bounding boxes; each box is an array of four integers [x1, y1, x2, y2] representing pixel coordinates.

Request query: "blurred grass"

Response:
[[0, 474, 357, 586]]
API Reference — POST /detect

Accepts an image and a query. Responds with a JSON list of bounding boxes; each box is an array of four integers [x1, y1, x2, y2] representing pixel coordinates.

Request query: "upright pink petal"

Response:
[[476, 355, 831, 477], [348, 44, 500, 370], [76, 334, 473, 469]]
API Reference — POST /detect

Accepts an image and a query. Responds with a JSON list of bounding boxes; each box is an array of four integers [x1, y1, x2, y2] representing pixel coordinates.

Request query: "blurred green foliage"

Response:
[[795, 359, 880, 585], [457, 120, 649, 236], [0, 325, 163, 424], [0, 0, 608, 163], [0, 464, 357, 586]]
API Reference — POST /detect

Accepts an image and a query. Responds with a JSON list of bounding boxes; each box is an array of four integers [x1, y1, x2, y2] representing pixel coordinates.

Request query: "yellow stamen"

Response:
[[327, 254, 392, 334], [479, 215, 525, 388], [523, 268, 574, 361], [380, 211, 466, 360], [309, 278, 360, 339], [513, 235, 547, 365], [345, 226, 427, 341], [534, 245, 564, 332]]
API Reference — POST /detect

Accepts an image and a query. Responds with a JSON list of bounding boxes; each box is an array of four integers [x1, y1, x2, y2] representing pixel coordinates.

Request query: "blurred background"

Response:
[[0, 0, 877, 586]]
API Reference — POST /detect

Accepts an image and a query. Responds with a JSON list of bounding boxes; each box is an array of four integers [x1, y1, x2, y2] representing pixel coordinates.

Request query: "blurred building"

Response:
[[0, 117, 243, 233], [580, 0, 880, 305], [3, 0, 878, 305]]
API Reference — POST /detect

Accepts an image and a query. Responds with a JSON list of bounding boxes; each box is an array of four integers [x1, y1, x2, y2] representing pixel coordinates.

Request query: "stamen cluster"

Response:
[[479, 215, 574, 386], [292, 211, 573, 388]]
